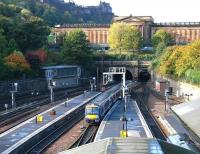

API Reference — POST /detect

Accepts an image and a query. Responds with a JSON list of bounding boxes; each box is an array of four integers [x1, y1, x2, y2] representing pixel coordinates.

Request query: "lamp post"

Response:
[[93, 77, 96, 91], [10, 82, 18, 109], [120, 86, 129, 138], [100, 47, 105, 91], [89, 77, 96, 91], [49, 80, 56, 104], [165, 89, 169, 112], [185, 93, 193, 101]]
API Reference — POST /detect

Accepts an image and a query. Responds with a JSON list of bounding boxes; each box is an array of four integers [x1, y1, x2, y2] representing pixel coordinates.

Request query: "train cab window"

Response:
[[86, 107, 99, 115]]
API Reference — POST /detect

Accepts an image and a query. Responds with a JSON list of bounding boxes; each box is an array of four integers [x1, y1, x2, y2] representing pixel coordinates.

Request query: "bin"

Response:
[[37, 115, 43, 122]]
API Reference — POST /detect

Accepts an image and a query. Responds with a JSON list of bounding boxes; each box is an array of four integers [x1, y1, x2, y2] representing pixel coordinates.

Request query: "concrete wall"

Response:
[[151, 72, 200, 103]]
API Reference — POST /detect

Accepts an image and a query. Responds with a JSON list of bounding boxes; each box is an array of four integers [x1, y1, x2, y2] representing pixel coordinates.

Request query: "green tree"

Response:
[[123, 26, 143, 50], [7, 38, 18, 54], [61, 29, 92, 67], [0, 29, 7, 57], [108, 23, 142, 53], [12, 16, 50, 52], [152, 29, 174, 48], [42, 6, 60, 26], [155, 42, 167, 57]]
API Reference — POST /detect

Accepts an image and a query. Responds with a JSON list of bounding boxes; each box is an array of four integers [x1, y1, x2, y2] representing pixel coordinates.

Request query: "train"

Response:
[[85, 81, 132, 124]]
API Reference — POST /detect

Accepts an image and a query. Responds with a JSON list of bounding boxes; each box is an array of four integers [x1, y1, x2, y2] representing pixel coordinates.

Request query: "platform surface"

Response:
[[0, 92, 100, 153], [95, 99, 153, 141]]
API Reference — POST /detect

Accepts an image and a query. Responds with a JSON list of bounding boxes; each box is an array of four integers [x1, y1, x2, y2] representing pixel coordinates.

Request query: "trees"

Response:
[[108, 23, 142, 52], [152, 40, 200, 85], [152, 29, 174, 48], [123, 26, 143, 50], [18, 16, 50, 51], [0, 29, 7, 57], [5, 50, 30, 72], [0, 2, 50, 53], [26, 49, 47, 70], [62, 29, 92, 67]]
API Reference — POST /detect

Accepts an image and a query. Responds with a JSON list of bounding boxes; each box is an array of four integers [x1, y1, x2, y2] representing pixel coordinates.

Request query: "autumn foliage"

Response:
[[152, 40, 200, 84], [26, 48, 47, 64], [5, 51, 30, 72]]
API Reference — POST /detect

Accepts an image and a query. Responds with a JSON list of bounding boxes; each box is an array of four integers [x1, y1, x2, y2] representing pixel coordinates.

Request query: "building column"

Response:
[[90, 31, 93, 44], [100, 31, 103, 44], [176, 29, 180, 43], [192, 29, 195, 41], [187, 29, 190, 42], [93, 30, 96, 44], [196, 29, 200, 40], [97, 31, 100, 44], [96, 31, 98, 44], [181, 29, 185, 42], [102, 31, 105, 44], [88, 31, 92, 43]]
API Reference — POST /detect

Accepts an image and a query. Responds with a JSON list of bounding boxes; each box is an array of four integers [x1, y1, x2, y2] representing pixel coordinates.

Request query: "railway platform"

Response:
[[94, 98, 153, 141], [61, 98, 198, 154], [0, 91, 100, 154]]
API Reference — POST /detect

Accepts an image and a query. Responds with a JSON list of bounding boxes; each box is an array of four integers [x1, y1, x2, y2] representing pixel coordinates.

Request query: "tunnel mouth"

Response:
[[138, 69, 151, 82], [113, 70, 133, 82]]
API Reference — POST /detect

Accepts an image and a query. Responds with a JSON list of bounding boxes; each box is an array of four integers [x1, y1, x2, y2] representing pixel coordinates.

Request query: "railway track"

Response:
[[69, 125, 98, 149], [24, 110, 84, 154], [0, 86, 89, 133], [133, 83, 167, 141], [0, 85, 89, 111]]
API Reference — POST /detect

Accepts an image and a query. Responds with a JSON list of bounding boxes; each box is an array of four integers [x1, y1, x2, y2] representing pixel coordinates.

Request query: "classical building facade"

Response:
[[52, 16, 200, 46], [53, 24, 110, 48]]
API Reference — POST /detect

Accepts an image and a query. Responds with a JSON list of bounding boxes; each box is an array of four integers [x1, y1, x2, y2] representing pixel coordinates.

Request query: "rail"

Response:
[[133, 85, 167, 140], [69, 125, 98, 149], [25, 109, 84, 154], [0, 86, 89, 133]]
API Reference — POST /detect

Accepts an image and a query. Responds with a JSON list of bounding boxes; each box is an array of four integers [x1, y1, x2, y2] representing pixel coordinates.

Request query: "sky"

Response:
[[64, 0, 200, 22]]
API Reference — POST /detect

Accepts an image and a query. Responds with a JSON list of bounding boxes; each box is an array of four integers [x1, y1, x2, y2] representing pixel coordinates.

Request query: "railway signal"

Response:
[[4, 104, 8, 112], [9, 82, 18, 109], [49, 80, 56, 104], [89, 77, 96, 91]]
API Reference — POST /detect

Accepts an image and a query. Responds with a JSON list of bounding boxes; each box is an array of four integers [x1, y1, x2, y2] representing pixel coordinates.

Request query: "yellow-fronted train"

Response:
[[85, 81, 132, 124]]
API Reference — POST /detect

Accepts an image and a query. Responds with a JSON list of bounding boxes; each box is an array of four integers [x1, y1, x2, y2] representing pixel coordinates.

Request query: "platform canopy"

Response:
[[60, 137, 195, 154], [171, 100, 200, 143]]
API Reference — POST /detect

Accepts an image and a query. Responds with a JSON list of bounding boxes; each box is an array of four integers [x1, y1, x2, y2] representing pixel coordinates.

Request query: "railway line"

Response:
[[0, 82, 123, 154], [132, 83, 167, 140], [0, 85, 89, 111], [70, 125, 98, 149], [0, 91, 100, 154], [0, 86, 89, 133], [25, 107, 84, 154]]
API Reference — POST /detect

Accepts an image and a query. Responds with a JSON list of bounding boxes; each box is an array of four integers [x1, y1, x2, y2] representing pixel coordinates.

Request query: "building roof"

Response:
[[41, 65, 79, 70], [113, 15, 154, 22], [55, 24, 110, 28], [153, 22, 200, 27], [171, 100, 200, 143], [59, 137, 197, 154]]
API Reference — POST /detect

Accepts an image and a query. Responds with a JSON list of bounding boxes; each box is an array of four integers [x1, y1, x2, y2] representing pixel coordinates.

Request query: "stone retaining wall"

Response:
[[151, 72, 200, 103]]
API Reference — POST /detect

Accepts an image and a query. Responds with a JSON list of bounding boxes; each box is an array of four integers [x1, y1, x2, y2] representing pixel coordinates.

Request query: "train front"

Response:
[[85, 104, 100, 124]]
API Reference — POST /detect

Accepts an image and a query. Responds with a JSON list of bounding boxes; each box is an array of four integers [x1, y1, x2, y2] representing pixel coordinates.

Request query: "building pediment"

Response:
[[114, 15, 154, 23]]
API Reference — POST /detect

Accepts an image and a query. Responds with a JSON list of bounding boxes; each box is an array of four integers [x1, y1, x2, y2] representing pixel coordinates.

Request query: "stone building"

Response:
[[52, 15, 200, 46]]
